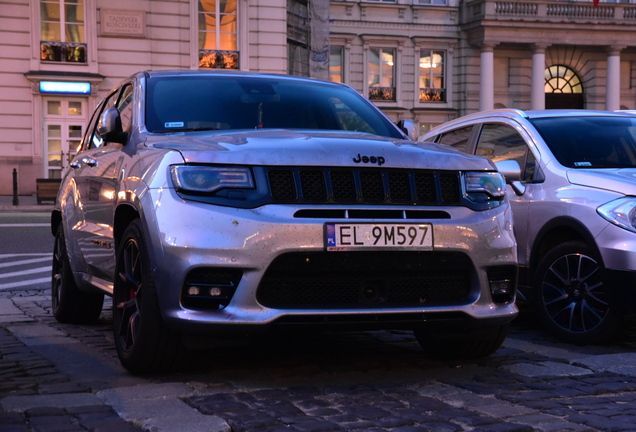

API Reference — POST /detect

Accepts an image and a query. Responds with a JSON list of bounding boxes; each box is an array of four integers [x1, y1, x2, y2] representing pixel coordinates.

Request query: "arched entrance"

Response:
[[545, 65, 584, 109]]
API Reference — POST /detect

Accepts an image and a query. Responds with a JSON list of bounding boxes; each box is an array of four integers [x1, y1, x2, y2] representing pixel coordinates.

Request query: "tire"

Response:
[[414, 325, 508, 360], [533, 241, 620, 344], [51, 224, 104, 324], [113, 219, 183, 374]]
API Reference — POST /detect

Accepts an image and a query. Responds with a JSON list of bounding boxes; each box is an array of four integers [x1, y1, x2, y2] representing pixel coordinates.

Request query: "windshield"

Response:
[[530, 116, 636, 168], [144, 75, 404, 139]]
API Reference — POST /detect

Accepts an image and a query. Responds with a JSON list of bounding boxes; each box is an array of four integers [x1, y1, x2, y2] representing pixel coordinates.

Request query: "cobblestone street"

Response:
[[2, 289, 636, 432]]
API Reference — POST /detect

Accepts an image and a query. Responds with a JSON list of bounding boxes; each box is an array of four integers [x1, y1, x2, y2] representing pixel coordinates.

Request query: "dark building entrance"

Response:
[[546, 93, 585, 109]]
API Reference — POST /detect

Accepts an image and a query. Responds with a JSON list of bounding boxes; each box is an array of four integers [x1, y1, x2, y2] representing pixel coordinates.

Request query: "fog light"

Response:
[[490, 279, 513, 303], [188, 286, 201, 296], [209, 287, 223, 296]]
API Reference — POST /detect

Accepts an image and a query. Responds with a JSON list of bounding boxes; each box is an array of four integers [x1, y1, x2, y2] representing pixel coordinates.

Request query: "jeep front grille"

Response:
[[267, 167, 461, 206]]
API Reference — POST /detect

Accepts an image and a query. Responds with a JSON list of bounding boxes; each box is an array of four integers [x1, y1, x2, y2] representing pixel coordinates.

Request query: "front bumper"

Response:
[[144, 188, 518, 334]]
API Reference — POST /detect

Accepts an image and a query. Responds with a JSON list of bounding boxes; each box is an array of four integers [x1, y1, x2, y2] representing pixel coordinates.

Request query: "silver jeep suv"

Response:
[[51, 70, 517, 373], [421, 109, 636, 344]]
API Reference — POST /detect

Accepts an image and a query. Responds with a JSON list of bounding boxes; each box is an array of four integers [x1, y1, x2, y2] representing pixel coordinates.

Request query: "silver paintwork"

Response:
[[54, 71, 518, 333], [420, 108, 636, 279]]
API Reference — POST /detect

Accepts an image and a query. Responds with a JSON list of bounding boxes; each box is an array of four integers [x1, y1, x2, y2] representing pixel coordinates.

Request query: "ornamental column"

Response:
[[479, 44, 495, 111], [531, 45, 548, 111], [606, 47, 622, 111]]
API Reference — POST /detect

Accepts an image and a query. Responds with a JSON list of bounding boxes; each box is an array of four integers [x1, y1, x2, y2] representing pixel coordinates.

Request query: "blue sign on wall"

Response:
[[39, 81, 91, 94]]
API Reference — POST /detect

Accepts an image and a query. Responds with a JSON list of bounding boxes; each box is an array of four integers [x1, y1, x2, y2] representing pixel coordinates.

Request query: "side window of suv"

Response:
[[437, 126, 474, 153], [117, 85, 134, 134], [476, 123, 536, 182], [80, 90, 120, 151]]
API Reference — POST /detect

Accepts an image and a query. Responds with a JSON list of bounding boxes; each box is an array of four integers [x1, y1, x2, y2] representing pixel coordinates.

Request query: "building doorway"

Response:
[[545, 65, 584, 109], [43, 97, 88, 178]]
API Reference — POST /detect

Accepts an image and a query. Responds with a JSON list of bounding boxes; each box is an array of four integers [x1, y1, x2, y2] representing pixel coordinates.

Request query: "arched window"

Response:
[[544, 65, 583, 94]]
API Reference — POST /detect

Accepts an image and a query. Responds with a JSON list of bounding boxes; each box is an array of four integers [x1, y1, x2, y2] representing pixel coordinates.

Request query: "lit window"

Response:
[[368, 48, 396, 101], [419, 50, 445, 102], [198, 0, 239, 69], [330, 46, 344, 83], [545, 65, 582, 94], [40, 0, 86, 63]]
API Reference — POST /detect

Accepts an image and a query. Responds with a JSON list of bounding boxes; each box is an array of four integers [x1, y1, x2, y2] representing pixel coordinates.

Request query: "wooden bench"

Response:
[[36, 178, 62, 204]]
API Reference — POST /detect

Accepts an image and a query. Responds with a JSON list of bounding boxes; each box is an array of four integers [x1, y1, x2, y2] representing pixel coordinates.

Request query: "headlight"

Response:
[[171, 165, 255, 193], [464, 171, 506, 202], [597, 197, 636, 233]]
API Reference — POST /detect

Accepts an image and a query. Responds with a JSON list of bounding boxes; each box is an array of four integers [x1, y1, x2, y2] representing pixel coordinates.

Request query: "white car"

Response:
[[51, 70, 518, 373], [422, 108, 636, 344]]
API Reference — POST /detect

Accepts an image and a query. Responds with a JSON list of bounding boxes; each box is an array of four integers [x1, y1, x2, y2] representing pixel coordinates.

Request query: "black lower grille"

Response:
[[257, 251, 473, 309]]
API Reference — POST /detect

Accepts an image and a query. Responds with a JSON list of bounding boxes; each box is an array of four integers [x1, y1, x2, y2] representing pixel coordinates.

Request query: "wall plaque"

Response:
[[101, 9, 146, 37]]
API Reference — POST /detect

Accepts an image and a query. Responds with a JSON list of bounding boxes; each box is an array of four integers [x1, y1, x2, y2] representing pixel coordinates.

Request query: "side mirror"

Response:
[[97, 107, 128, 144], [494, 160, 521, 182], [494, 160, 525, 195], [397, 119, 418, 141]]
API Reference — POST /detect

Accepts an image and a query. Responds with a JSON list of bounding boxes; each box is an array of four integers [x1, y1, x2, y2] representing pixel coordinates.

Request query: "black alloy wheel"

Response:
[[115, 234, 143, 354], [113, 219, 182, 374], [51, 224, 104, 324], [534, 241, 619, 344]]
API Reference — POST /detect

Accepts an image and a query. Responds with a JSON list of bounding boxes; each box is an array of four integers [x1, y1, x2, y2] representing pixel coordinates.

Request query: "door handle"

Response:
[[81, 157, 98, 167], [70, 161, 81, 169]]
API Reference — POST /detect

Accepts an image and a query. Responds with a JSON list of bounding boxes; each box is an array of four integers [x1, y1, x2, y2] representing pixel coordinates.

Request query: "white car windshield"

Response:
[[530, 116, 636, 168]]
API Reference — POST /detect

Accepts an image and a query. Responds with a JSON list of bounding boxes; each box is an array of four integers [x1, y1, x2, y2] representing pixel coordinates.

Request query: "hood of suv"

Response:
[[147, 129, 493, 171], [567, 169, 636, 195]]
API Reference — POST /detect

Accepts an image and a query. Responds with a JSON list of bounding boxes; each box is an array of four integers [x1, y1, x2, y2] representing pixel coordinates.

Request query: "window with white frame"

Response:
[[419, 50, 445, 102], [198, 0, 239, 69], [368, 48, 396, 101], [329, 46, 344, 83], [40, 0, 86, 63]]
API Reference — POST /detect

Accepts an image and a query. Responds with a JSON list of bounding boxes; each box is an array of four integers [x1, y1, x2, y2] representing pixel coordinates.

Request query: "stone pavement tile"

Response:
[[475, 425, 535, 432], [0, 320, 143, 432], [73, 406, 142, 431], [503, 361, 592, 377], [0, 424, 29, 432], [25, 409, 85, 432]]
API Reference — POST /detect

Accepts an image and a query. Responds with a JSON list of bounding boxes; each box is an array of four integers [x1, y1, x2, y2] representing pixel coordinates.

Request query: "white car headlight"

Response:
[[597, 197, 636, 233], [171, 165, 255, 193], [464, 171, 506, 202]]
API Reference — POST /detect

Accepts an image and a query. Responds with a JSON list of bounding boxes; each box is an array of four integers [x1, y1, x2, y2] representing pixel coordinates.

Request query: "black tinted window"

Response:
[[437, 126, 474, 152], [476, 123, 536, 182], [145, 76, 403, 139], [530, 116, 636, 168]]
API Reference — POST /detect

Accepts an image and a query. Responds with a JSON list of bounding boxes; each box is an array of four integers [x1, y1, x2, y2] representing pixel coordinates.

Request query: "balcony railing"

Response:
[[40, 41, 87, 63], [465, 0, 636, 22], [198, 50, 239, 69], [419, 88, 446, 102], [369, 86, 396, 101]]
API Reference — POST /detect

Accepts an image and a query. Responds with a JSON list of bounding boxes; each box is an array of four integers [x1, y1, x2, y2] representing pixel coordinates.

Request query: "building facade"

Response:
[[2, 0, 636, 196]]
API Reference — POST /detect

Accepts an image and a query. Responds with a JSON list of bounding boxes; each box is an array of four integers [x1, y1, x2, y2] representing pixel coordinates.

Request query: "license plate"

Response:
[[325, 223, 433, 251]]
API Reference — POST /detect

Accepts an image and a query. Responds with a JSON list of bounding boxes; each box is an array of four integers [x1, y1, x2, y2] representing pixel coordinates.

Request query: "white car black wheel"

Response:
[[534, 241, 620, 344]]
